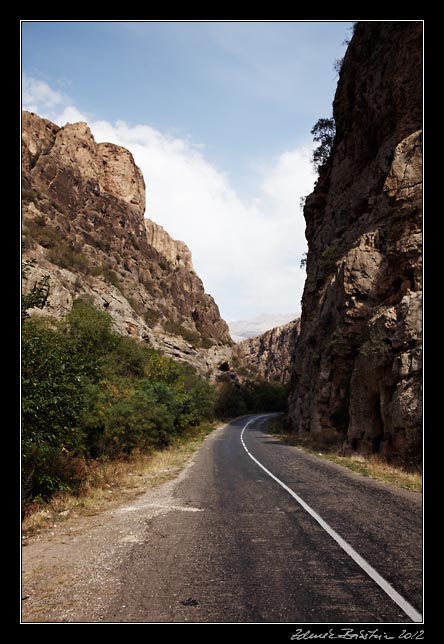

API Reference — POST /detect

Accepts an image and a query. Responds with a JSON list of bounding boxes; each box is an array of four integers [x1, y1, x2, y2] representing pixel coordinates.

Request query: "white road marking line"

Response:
[[240, 416, 423, 623]]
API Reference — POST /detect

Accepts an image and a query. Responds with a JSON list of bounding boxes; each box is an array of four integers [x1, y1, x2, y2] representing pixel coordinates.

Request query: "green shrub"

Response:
[[320, 245, 341, 272], [48, 243, 91, 273], [22, 444, 88, 508], [22, 299, 290, 509], [30, 222, 62, 249], [85, 381, 174, 456], [21, 319, 94, 503], [67, 299, 117, 364], [164, 319, 200, 346], [144, 308, 160, 327], [104, 335, 150, 379], [214, 379, 289, 419], [215, 382, 247, 418], [22, 259, 51, 322], [22, 300, 219, 507], [101, 268, 120, 288]]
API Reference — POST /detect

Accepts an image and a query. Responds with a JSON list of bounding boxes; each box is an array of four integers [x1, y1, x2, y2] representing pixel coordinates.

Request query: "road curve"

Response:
[[103, 414, 423, 623]]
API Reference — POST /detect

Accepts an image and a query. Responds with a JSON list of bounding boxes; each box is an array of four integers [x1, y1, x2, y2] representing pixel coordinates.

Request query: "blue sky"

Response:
[[22, 20, 353, 322]]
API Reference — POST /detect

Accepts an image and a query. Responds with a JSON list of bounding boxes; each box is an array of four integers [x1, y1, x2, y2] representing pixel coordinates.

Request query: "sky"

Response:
[[21, 20, 354, 322]]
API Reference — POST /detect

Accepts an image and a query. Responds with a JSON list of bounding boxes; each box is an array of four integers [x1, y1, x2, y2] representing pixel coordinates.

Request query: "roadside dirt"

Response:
[[21, 453, 201, 623]]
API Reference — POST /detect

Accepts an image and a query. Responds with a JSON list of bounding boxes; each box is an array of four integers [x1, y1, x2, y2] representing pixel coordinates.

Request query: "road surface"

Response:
[[102, 414, 423, 623]]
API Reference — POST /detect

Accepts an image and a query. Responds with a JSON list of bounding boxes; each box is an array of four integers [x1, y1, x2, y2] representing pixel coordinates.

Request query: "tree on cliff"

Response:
[[22, 259, 51, 322], [311, 117, 336, 171]]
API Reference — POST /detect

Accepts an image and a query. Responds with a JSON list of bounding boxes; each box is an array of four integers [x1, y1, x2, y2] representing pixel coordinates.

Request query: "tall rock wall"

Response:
[[235, 319, 300, 384], [22, 111, 232, 376], [288, 22, 423, 466]]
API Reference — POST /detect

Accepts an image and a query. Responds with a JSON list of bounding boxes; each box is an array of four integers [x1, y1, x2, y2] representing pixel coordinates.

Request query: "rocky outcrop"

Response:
[[288, 22, 423, 466], [145, 219, 193, 272], [235, 319, 300, 384], [22, 111, 232, 376]]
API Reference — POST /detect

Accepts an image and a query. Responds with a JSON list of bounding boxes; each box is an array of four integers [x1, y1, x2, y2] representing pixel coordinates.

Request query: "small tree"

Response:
[[22, 259, 50, 322], [311, 117, 336, 171]]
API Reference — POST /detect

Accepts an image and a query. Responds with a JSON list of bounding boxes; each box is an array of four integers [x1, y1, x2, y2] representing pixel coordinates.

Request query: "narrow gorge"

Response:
[[22, 111, 299, 390], [21, 22, 423, 627], [22, 21, 423, 468], [288, 22, 422, 467]]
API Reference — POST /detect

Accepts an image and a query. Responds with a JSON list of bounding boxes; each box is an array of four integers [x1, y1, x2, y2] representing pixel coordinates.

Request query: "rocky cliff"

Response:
[[288, 22, 422, 466], [22, 111, 232, 376], [235, 319, 300, 384]]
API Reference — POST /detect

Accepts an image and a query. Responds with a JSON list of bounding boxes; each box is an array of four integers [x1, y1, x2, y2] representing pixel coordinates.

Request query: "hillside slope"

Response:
[[22, 111, 232, 376]]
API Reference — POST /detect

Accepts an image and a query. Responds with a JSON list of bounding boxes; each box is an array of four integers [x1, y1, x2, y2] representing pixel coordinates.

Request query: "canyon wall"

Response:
[[22, 111, 232, 377], [287, 22, 423, 466], [235, 319, 300, 384]]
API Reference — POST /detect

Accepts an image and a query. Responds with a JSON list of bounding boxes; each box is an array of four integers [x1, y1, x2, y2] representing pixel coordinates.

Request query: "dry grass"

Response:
[[267, 417, 422, 493], [309, 451, 422, 492], [22, 422, 218, 537]]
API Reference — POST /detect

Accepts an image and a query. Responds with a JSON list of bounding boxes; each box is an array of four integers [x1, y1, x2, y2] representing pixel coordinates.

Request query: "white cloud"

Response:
[[56, 105, 88, 125], [22, 75, 315, 321], [22, 74, 87, 126], [22, 74, 65, 113]]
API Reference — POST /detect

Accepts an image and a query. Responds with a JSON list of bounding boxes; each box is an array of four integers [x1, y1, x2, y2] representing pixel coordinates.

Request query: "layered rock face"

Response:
[[235, 319, 300, 384], [145, 219, 193, 272], [22, 111, 232, 376], [288, 22, 422, 466]]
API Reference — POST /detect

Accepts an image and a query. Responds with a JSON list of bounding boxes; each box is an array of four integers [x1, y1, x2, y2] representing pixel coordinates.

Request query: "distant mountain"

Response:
[[229, 313, 299, 343]]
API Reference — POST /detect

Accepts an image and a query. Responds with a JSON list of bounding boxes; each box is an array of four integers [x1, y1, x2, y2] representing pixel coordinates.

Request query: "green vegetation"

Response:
[[48, 242, 91, 273], [163, 318, 215, 349], [22, 420, 217, 536], [22, 264, 291, 516], [22, 299, 218, 514], [22, 259, 50, 322], [311, 117, 336, 171], [320, 244, 341, 272], [143, 307, 161, 327], [23, 216, 62, 249], [215, 380, 289, 419]]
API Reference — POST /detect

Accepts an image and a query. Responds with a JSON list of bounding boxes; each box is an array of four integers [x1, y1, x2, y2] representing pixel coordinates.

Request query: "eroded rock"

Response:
[[287, 22, 423, 466], [22, 111, 232, 377]]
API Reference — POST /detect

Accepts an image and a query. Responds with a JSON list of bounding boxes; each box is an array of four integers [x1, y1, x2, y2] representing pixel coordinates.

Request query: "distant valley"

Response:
[[229, 312, 298, 342]]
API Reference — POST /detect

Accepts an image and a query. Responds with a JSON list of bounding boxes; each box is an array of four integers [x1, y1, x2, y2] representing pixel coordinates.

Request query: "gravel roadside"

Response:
[[21, 433, 212, 623]]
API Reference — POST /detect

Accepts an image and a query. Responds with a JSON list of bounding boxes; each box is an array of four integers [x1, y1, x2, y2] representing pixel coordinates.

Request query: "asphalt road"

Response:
[[103, 414, 423, 624]]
